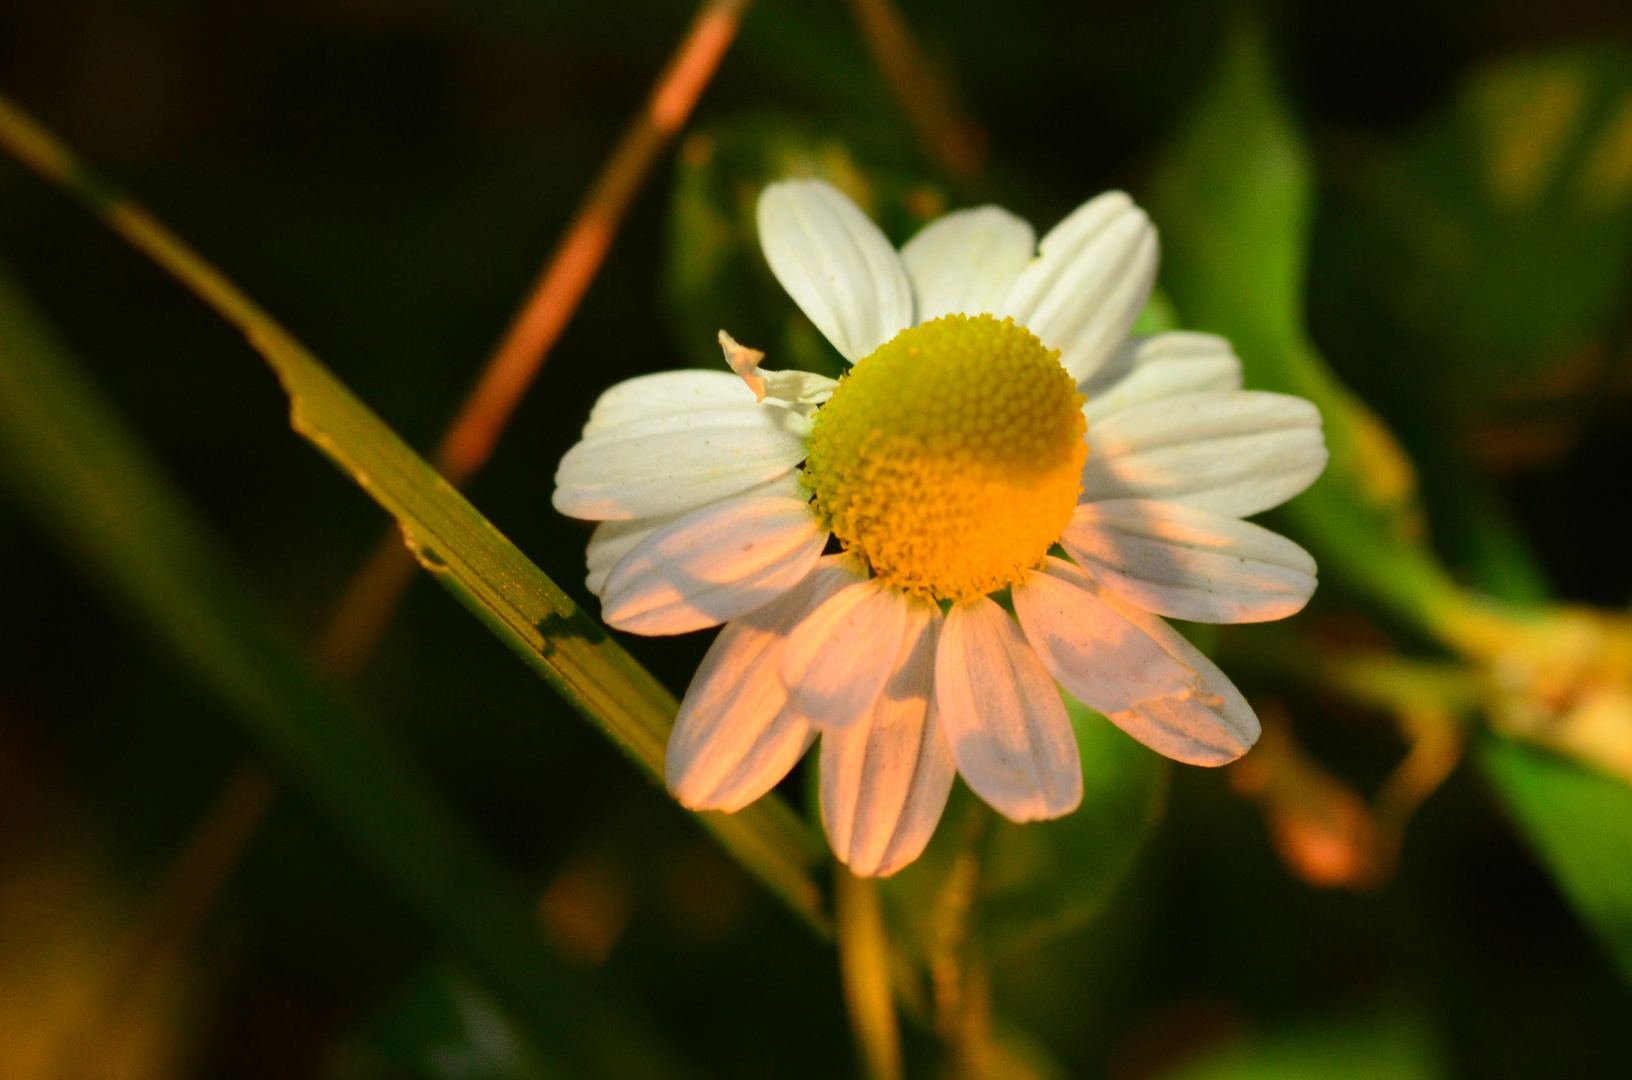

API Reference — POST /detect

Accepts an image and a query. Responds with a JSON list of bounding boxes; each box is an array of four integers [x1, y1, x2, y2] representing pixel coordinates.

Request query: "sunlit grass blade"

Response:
[[0, 90, 830, 936], [0, 263, 687, 1078]]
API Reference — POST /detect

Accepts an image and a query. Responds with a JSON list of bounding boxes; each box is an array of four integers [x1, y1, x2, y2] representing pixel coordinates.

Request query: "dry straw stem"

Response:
[[0, 0, 774, 1040], [844, 0, 985, 178]]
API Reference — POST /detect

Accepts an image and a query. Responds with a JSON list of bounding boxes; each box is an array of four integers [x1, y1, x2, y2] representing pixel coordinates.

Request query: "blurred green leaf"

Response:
[[1145, 26, 1476, 647], [882, 699, 1164, 960], [1158, 1009, 1443, 1080], [0, 92, 830, 936], [0, 263, 679, 1079], [1146, 27, 1632, 991], [334, 964, 554, 1080], [665, 115, 947, 375], [1317, 47, 1632, 468], [1480, 738, 1632, 983]]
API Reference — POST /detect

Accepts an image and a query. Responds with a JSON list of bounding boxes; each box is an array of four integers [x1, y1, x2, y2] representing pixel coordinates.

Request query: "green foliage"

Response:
[[0, 88, 831, 935], [0, 263, 679, 1079], [1480, 739, 1632, 983], [1158, 1009, 1444, 1080], [1319, 47, 1632, 439], [1146, 24, 1632, 994], [334, 965, 555, 1080], [1146, 25, 1467, 637]]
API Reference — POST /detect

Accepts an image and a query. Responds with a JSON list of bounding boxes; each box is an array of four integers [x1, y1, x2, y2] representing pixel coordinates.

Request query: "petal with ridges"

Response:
[[666, 558, 863, 811], [757, 180, 914, 362], [583, 369, 754, 436], [820, 606, 954, 877], [936, 597, 1082, 822], [585, 472, 805, 596], [1013, 557, 1198, 714], [600, 492, 826, 635], [900, 206, 1037, 322], [1097, 590, 1261, 765], [1081, 390, 1328, 518], [1079, 332, 1243, 426], [998, 191, 1158, 383], [781, 581, 915, 731], [1062, 500, 1317, 624], [553, 403, 810, 520]]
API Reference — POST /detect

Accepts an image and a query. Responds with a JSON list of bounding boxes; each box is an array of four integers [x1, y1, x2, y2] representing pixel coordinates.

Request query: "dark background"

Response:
[[0, 1, 1629, 1076]]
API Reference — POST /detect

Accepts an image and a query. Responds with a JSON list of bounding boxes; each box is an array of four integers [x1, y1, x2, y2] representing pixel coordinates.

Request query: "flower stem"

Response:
[[836, 866, 904, 1080]]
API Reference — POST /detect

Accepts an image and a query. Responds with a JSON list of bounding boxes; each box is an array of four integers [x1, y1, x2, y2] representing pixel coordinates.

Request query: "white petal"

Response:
[[1062, 500, 1317, 624], [899, 206, 1037, 322], [1013, 557, 1199, 715], [757, 180, 914, 362], [1097, 591, 1261, 765], [819, 607, 955, 877], [553, 403, 810, 520], [1079, 332, 1243, 426], [583, 369, 754, 437], [600, 492, 826, 635], [666, 558, 864, 811], [585, 472, 805, 596], [1081, 390, 1328, 517], [781, 582, 918, 731], [998, 191, 1158, 383], [935, 598, 1082, 822]]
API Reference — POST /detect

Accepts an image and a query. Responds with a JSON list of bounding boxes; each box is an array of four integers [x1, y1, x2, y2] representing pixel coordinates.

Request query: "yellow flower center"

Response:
[[803, 314, 1087, 602]]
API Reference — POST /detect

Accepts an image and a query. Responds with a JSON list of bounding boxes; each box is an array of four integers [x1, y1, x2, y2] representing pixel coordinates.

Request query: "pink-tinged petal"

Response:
[[780, 581, 915, 731], [666, 558, 863, 811], [600, 492, 826, 635], [1097, 590, 1261, 766], [820, 606, 954, 877], [935, 597, 1082, 822], [1012, 557, 1198, 714]]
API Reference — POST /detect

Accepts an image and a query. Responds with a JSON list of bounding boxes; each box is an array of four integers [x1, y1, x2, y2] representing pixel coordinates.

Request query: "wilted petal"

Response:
[[998, 191, 1158, 383], [935, 597, 1081, 822], [900, 205, 1036, 322], [820, 606, 954, 877], [666, 558, 864, 811], [1079, 332, 1243, 426], [1013, 557, 1198, 714], [1080, 390, 1328, 518], [1062, 500, 1317, 624], [553, 403, 810, 520], [600, 491, 826, 635], [757, 180, 914, 362]]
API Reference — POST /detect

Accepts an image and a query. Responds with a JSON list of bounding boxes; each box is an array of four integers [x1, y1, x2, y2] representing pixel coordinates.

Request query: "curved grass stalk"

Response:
[[0, 89, 830, 937]]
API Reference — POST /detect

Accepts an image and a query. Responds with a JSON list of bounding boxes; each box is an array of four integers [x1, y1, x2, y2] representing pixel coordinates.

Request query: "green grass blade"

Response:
[[0, 90, 829, 936], [0, 262, 687, 1079]]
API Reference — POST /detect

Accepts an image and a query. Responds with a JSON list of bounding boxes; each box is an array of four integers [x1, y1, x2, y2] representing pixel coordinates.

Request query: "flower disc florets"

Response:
[[803, 314, 1087, 602]]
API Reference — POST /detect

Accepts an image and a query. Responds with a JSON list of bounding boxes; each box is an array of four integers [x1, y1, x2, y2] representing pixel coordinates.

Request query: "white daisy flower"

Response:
[[553, 179, 1327, 878]]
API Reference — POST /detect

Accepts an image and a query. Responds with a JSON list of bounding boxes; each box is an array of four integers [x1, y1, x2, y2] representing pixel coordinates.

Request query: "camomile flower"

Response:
[[553, 179, 1327, 877]]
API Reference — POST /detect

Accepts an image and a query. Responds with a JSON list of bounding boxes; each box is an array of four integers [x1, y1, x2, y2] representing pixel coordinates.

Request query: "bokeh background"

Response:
[[0, 0, 1630, 1077]]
